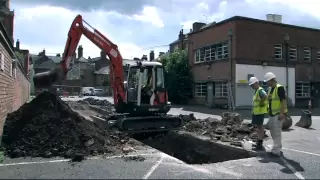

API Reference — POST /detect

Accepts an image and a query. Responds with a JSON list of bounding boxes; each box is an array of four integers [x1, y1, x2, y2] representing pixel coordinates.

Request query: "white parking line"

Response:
[[283, 148, 320, 157], [265, 145, 305, 180], [0, 153, 159, 167], [142, 153, 165, 179]]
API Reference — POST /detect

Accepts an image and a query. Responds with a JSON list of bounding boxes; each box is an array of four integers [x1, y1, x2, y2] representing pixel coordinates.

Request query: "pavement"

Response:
[[1, 96, 320, 179]]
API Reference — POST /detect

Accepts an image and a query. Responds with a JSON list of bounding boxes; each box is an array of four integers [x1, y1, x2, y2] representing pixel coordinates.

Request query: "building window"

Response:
[[195, 82, 207, 97], [317, 50, 320, 61], [194, 42, 228, 63], [295, 82, 310, 98], [289, 46, 297, 61], [303, 47, 311, 61], [274, 44, 282, 59], [215, 82, 228, 97]]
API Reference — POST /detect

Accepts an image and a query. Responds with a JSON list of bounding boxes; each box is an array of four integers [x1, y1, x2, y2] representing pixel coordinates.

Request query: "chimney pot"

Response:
[[77, 45, 83, 58], [16, 39, 20, 50]]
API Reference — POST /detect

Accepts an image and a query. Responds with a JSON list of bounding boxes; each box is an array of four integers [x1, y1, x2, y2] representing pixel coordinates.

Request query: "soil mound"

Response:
[[2, 92, 119, 160]]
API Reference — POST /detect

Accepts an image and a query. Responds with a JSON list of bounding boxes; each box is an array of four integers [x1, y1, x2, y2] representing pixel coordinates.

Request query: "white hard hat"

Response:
[[248, 77, 259, 85], [264, 72, 276, 82]]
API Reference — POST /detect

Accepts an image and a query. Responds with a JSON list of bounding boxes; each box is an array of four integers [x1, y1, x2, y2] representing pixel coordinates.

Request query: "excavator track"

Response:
[[107, 114, 183, 133]]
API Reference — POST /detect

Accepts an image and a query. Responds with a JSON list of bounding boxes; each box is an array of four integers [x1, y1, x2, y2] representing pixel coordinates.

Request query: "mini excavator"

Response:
[[33, 15, 183, 133]]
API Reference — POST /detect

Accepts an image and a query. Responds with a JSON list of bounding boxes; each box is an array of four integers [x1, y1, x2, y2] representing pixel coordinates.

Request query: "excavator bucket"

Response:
[[107, 114, 183, 133], [33, 68, 61, 89]]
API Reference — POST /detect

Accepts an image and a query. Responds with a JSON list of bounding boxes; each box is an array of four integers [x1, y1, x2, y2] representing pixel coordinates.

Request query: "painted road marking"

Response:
[[266, 144, 320, 157], [142, 153, 165, 179], [0, 153, 160, 167], [265, 145, 305, 180]]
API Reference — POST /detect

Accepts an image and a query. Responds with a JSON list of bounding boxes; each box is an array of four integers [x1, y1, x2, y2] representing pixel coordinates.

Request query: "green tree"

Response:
[[160, 50, 193, 104]]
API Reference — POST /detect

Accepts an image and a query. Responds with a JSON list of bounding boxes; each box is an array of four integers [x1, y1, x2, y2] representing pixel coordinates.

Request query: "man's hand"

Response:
[[279, 113, 285, 121]]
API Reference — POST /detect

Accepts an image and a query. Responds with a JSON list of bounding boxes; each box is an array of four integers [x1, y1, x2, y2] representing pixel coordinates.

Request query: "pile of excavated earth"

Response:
[[1, 92, 126, 161]]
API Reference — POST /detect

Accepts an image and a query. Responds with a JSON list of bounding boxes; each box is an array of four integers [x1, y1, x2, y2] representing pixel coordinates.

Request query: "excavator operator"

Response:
[[141, 68, 153, 104]]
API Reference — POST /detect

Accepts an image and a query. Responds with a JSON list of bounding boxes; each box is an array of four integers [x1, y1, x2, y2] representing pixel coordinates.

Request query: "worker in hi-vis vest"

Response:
[[264, 72, 288, 157], [248, 77, 268, 150]]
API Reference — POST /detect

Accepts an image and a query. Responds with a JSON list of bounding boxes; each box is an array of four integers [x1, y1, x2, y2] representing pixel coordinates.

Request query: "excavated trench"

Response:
[[136, 131, 255, 164]]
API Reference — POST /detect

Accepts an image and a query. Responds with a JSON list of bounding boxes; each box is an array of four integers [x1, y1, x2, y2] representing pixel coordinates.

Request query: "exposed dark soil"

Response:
[[140, 131, 255, 164], [1, 92, 123, 161]]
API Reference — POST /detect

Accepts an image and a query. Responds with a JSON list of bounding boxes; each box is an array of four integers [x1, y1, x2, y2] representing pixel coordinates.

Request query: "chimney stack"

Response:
[[42, 49, 45, 55], [15, 39, 20, 50], [149, 50, 155, 61], [77, 45, 83, 58], [24, 52, 30, 74], [192, 22, 206, 32]]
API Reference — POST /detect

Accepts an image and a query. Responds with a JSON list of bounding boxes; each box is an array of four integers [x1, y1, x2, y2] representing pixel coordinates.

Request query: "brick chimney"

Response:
[[77, 45, 83, 58], [149, 50, 155, 61], [42, 49, 45, 55], [0, 7, 14, 43], [24, 52, 30, 74], [15, 39, 20, 50], [100, 50, 106, 60], [192, 22, 206, 32]]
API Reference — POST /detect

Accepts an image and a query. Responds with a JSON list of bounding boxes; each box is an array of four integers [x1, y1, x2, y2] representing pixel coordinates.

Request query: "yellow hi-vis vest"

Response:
[[252, 87, 268, 115], [267, 83, 288, 115]]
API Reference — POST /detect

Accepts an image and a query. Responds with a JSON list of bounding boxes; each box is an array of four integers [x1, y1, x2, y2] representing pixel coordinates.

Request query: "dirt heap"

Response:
[[2, 92, 122, 160], [182, 112, 266, 147], [81, 98, 113, 107]]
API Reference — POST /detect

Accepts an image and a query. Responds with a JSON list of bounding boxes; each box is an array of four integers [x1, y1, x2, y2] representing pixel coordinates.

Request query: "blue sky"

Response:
[[10, 0, 320, 59]]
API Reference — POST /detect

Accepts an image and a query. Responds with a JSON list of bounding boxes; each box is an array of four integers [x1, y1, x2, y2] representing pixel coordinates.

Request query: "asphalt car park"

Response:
[[1, 96, 319, 179]]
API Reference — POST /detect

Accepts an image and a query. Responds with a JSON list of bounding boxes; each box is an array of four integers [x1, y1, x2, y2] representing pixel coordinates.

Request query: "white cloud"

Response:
[[132, 6, 164, 27], [14, 5, 166, 59]]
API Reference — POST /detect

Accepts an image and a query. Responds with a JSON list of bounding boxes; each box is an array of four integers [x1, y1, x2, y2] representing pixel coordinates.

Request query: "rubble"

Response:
[[80, 98, 113, 108], [182, 112, 268, 147], [1, 92, 124, 161]]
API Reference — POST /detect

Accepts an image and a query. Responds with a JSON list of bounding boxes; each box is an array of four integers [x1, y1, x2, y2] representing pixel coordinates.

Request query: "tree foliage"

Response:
[[160, 50, 193, 104]]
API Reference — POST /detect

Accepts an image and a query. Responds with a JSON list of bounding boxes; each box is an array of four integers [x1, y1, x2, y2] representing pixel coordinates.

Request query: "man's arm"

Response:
[[259, 89, 267, 103], [277, 86, 287, 114]]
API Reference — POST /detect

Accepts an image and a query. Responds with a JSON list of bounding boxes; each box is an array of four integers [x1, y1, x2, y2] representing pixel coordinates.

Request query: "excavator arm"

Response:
[[33, 15, 125, 105]]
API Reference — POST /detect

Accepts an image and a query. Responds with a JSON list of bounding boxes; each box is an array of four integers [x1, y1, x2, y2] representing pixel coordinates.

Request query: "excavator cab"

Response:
[[124, 61, 171, 114]]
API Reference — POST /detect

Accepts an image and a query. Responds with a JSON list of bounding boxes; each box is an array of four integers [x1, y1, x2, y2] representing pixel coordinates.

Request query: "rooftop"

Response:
[[189, 15, 320, 36]]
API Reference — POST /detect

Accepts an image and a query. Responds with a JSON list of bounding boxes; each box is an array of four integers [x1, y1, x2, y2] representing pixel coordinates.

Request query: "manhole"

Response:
[[137, 131, 255, 164]]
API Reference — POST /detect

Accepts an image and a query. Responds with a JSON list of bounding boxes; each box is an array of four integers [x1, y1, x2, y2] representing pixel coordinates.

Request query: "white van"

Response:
[[80, 87, 94, 96]]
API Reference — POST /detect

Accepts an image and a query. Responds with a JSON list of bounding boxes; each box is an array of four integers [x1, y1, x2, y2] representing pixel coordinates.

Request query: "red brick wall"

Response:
[[0, 43, 30, 136]]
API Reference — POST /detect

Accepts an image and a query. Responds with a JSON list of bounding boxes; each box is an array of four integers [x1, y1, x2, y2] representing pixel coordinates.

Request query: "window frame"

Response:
[[274, 44, 283, 60], [295, 82, 310, 98], [303, 47, 311, 61], [194, 41, 229, 64], [289, 45, 297, 61], [215, 81, 228, 97], [194, 82, 207, 97], [317, 50, 320, 61]]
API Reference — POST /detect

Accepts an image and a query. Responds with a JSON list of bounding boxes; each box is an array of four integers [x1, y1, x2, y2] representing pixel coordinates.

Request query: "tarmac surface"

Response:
[[0, 96, 319, 179]]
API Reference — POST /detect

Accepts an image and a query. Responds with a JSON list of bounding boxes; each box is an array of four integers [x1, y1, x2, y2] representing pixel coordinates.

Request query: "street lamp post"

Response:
[[284, 33, 289, 93]]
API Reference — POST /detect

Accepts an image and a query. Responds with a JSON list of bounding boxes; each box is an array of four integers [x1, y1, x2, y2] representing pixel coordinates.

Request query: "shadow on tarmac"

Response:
[[257, 151, 305, 174]]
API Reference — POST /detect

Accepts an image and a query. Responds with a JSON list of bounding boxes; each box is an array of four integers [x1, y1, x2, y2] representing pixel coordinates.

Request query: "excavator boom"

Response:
[[33, 15, 125, 105]]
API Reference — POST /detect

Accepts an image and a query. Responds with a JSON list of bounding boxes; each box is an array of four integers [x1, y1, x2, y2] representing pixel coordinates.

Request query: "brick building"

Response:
[[188, 15, 320, 108], [0, 22, 30, 136]]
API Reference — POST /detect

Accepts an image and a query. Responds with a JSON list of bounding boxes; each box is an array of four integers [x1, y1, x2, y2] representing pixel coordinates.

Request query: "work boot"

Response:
[[253, 140, 264, 150]]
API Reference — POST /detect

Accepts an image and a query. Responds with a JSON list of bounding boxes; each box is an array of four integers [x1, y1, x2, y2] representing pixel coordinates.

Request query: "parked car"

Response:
[[93, 89, 107, 96], [80, 87, 94, 96]]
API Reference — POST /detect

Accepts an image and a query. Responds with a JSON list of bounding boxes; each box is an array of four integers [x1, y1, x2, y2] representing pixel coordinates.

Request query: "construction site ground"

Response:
[[0, 96, 319, 179]]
